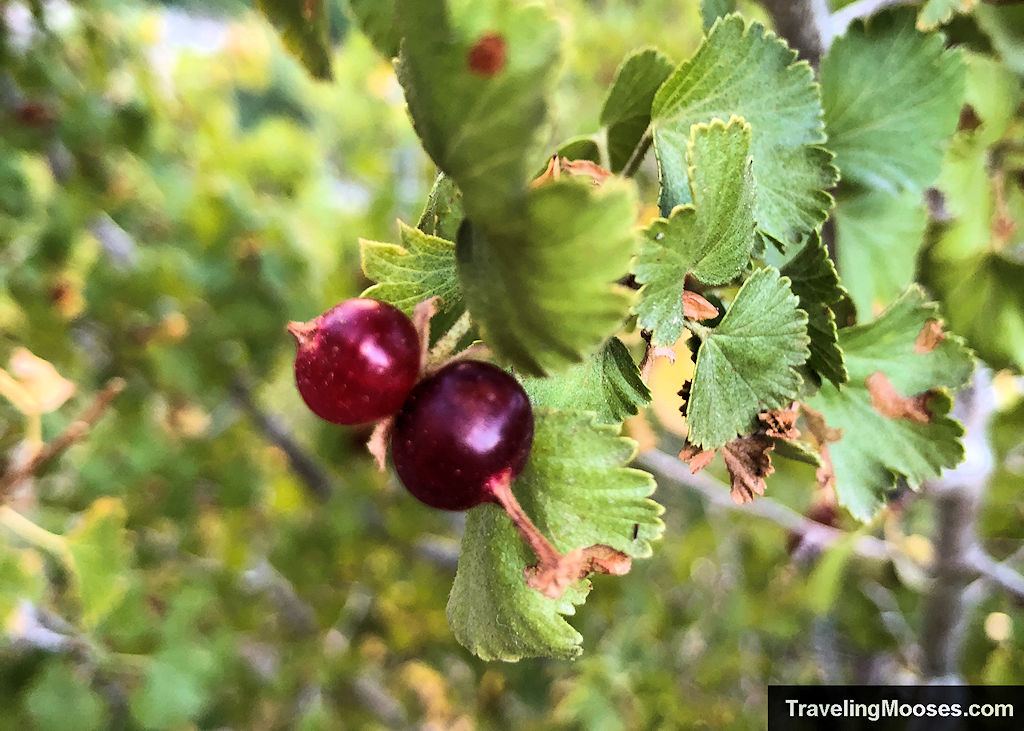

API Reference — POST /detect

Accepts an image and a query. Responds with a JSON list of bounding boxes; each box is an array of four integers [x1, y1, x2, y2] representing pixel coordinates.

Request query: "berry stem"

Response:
[[425, 310, 473, 370], [487, 470, 563, 569], [286, 320, 316, 347]]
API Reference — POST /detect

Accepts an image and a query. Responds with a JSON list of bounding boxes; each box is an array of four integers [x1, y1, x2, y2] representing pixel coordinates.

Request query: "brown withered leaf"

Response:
[[531, 155, 560, 188], [682, 290, 719, 321], [800, 403, 841, 490], [679, 442, 716, 473], [865, 371, 933, 424], [722, 433, 775, 504], [758, 404, 799, 439], [525, 544, 631, 599], [531, 156, 613, 189], [914, 319, 946, 354]]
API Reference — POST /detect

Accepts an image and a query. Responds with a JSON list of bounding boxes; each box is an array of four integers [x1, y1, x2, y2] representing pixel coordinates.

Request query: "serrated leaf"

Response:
[[447, 410, 663, 661], [918, 0, 978, 31], [686, 267, 809, 449], [700, 0, 737, 32], [348, 0, 399, 57], [600, 47, 675, 173], [415, 172, 465, 242], [395, 0, 560, 223], [66, 497, 130, 629], [834, 187, 928, 317], [805, 287, 974, 521], [651, 15, 836, 245], [456, 179, 639, 376], [360, 221, 462, 317], [634, 118, 756, 345], [781, 233, 848, 384], [521, 337, 651, 424], [256, 0, 333, 80], [821, 8, 965, 194]]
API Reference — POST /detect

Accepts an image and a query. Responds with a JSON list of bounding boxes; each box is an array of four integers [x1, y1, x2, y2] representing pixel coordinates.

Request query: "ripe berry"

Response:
[[288, 298, 420, 425], [390, 360, 534, 511]]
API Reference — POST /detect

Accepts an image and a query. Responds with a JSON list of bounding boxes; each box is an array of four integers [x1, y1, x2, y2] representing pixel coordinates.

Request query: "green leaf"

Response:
[[66, 497, 130, 629], [634, 118, 756, 345], [256, 0, 333, 80], [651, 15, 836, 245], [26, 663, 105, 731], [395, 0, 560, 222], [456, 179, 639, 376], [975, 4, 1024, 76], [447, 410, 663, 661], [415, 172, 465, 242], [521, 337, 651, 424], [348, 0, 399, 57], [833, 187, 928, 317], [700, 0, 737, 32], [780, 232, 848, 384], [600, 47, 674, 173], [686, 267, 809, 449], [360, 221, 462, 317], [805, 287, 974, 521], [917, 0, 975, 31], [821, 8, 965, 194]]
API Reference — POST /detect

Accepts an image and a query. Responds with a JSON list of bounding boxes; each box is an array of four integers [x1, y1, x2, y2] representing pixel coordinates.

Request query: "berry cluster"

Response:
[[288, 298, 534, 511], [288, 298, 628, 598]]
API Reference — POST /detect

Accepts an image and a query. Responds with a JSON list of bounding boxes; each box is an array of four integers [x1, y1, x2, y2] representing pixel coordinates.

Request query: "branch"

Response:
[[228, 377, 334, 503], [0, 377, 126, 502], [635, 448, 889, 561], [760, 0, 831, 65]]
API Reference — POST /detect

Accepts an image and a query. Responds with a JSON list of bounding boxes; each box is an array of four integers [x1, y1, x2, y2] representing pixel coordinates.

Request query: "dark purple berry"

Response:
[[390, 360, 534, 511], [289, 298, 421, 425]]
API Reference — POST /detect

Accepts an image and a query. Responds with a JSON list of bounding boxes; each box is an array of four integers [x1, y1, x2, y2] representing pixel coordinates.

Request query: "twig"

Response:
[[620, 128, 653, 178], [0, 377, 126, 501], [228, 377, 333, 503], [760, 0, 831, 64], [635, 448, 889, 561]]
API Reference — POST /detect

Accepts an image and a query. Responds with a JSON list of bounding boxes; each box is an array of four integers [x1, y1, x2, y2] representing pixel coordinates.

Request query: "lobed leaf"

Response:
[[456, 179, 640, 376], [651, 15, 836, 245], [634, 118, 756, 345], [821, 8, 965, 194], [521, 337, 651, 425], [805, 287, 974, 520], [447, 410, 663, 661], [686, 267, 809, 449], [600, 47, 675, 173], [780, 232, 848, 385]]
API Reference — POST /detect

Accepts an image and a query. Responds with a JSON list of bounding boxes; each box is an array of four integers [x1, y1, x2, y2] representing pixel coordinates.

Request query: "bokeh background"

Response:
[[2, 0, 1023, 728]]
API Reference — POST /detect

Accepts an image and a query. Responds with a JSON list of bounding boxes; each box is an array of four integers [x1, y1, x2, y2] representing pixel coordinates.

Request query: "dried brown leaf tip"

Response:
[[525, 544, 631, 599], [722, 433, 774, 504], [531, 156, 613, 188], [914, 319, 946, 354], [758, 404, 799, 439], [467, 33, 507, 77], [682, 290, 719, 321], [865, 371, 934, 424], [801, 404, 841, 491], [679, 442, 715, 473]]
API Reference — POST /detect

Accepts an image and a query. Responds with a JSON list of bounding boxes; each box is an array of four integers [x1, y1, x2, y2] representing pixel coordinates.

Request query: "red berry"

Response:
[[391, 360, 534, 511], [289, 298, 420, 425]]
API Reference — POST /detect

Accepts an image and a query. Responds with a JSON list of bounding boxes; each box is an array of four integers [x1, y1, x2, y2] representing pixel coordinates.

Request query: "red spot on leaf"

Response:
[[467, 33, 507, 77], [865, 371, 934, 424], [914, 319, 946, 353]]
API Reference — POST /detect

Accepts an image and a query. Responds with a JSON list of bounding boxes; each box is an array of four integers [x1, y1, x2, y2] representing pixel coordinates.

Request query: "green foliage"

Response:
[[780, 233, 848, 385], [66, 498, 131, 629], [700, 0, 737, 32], [652, 14, 837, 245], [806, 288, 975, 520], [821, 8, 965, 194], [456, 180, 640, 376], [686, 267, 809, 449], [448, 410, 662, 661], [347, 0, 399, 57], [917, 0, 975, 30], [520, 338, 651, 425], [634, 118, 756, 345], [600, 47, 675, 173], [256, 0, 334, 79], [26, 664, 105, 731]]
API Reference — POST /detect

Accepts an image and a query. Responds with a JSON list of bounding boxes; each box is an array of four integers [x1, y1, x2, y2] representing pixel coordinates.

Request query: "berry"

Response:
[[288, 298, 421, 425], [390, 360, 534, 511]]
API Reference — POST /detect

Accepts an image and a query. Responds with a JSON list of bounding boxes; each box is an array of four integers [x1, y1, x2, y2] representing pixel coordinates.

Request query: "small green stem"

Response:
[[425, 310, 473, 369], [684, 321, 711, 341], [621, 127, 653, 178], [0, 505, 77, 574]]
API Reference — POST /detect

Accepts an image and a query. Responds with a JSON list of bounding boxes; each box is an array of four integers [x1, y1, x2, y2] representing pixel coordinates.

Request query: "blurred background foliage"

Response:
[[0, 0, 1023, 728]]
